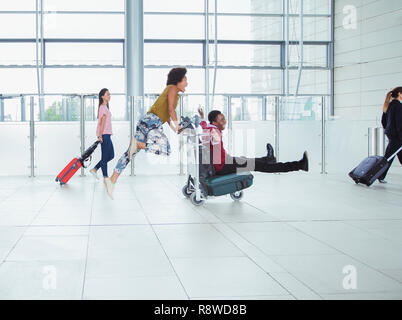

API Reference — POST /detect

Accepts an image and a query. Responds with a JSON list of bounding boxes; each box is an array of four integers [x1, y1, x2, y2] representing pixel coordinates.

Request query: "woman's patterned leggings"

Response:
[[114, 113, 171, 175]]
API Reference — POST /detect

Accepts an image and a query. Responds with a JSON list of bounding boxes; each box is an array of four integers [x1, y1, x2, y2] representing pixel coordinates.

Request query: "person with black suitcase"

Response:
[[378, 87, 402, 183]]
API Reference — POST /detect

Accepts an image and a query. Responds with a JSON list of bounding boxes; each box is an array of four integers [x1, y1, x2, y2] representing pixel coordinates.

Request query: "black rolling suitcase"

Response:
[[349, 146, 402, 187]]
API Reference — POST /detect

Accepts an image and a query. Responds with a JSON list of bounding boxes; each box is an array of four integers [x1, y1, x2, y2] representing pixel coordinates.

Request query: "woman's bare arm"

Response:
[[167, 86, 180, 132], [167, 119, 176, 132], [99, 115, 106, 142]]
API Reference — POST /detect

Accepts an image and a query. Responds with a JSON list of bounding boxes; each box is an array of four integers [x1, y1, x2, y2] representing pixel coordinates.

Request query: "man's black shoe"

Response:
[[266, 143, 275, 159], [300, 151, 309, 172]]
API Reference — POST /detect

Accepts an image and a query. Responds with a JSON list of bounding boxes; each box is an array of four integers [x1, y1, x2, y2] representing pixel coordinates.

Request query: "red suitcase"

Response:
[[55, 141, 100, 185], [56, 158, 82, 185]]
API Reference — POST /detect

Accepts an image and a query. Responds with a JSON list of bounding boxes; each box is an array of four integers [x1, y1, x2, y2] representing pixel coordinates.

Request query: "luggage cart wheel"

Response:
[[190, 193, 205, 207], [182, 185, 192, 198], [230, 191, 244, 201], [55, 177, 59, 182]]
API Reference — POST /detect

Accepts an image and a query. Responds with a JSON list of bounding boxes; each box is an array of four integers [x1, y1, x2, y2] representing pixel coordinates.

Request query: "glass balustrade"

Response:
[[2, 93, 385, 177]]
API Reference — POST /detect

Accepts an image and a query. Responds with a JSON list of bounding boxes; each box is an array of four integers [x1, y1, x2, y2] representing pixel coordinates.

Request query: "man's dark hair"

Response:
[[208, 110, 222, 124], [167, 68, 187, 86]]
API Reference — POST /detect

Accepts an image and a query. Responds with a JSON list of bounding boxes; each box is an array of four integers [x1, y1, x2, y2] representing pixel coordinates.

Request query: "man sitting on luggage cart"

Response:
[[199, 109, 309, 175]]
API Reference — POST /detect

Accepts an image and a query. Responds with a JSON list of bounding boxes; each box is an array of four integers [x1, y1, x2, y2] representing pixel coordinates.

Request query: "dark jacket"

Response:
[[382, 100, 402, 141]]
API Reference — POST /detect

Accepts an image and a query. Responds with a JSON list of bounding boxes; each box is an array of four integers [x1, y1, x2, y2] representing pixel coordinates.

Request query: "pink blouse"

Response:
[[96, 104, 113, 137]]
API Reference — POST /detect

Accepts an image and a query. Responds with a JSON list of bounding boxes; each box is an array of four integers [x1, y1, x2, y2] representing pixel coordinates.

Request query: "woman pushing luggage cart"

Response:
[[104, 68, 188, 199]]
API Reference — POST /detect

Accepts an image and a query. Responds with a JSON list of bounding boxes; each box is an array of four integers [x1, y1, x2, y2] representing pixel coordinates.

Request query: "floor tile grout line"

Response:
[[169, 252, 354, 259], [320, 290, 402, 297], [0, 182, 30, 206], [289, 223, 402, 289], [342, 220, 402, 247], [246, 194, 401, 291], [80, 181, 97, 300], [244, 200, 402, 242], [375, 266, 402, 284], [0, 185, 58, 268], [189, 293, 294, 299], [225, 217, 327, 300], [8, 219, 402, 229], [5, 259, 92, 263], [131, 179, 191, 301], [1, 175, 401, 299], [122, 181, 402, 296], [214, 228, 308, 300], [196, 204, 299, 300], [200, 201, 330, 299]]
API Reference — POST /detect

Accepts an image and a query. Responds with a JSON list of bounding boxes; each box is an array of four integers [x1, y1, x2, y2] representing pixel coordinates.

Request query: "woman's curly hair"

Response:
[[167, 68, 187, 86]]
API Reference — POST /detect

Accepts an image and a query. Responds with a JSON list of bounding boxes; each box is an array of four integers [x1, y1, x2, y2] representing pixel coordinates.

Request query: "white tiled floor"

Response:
[[0, 171, 401, 300]]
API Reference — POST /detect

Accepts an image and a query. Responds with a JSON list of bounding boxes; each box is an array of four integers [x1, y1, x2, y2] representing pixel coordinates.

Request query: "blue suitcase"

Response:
[[349, 146, 402, 187]]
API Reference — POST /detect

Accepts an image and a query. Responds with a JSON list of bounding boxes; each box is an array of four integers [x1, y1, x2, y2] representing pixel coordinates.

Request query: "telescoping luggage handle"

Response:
[[387, 146, 402, 162]]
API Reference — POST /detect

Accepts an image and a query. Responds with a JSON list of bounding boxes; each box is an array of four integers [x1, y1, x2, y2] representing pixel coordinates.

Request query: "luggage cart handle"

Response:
[[178, 115, 202, 134]]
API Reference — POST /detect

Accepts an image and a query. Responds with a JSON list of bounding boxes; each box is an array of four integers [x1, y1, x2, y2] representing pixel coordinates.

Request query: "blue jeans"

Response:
[[94, 135, 115, 177]]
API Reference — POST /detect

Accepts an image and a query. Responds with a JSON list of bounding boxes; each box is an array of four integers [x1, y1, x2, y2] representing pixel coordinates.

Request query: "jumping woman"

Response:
[[104, 68, 188, 199], [90, 88, 115, 186], [379, 86, 402, 183]]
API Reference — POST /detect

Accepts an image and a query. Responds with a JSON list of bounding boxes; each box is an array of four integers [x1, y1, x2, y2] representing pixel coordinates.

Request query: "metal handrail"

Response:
[[0, 93, 331, 98]]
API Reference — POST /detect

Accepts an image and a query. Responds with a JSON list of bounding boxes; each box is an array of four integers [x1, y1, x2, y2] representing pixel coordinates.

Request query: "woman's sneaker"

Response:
[[104, 178, 115, 200], [90, 169, 99, 180], [378, 179, 388, 184]]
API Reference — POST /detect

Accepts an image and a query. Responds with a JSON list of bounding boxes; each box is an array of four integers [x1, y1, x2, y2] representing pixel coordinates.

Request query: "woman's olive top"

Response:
[[148, 85, 180, 124]]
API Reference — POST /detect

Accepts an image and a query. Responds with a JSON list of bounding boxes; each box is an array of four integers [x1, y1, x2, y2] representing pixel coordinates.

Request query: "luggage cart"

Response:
[[179, 115, 207, 206], [179, 116, 254, 206]]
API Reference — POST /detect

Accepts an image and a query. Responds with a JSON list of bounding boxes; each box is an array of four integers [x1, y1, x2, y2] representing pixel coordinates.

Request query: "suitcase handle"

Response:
[[82, 156, 92, 169], [387, 145, 402, 162]]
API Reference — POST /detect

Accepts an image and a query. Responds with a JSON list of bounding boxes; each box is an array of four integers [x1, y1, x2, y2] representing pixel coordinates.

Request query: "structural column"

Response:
[[80, 95, 85, 177], [275, 96, 280, 162], [21, 96, 26, 122], [29, 97, 36, 178], [329, 0, 335, 116], [0, 96, 4, 122], [321, 96, 327, 174], [204, 0, 210, 115], [126, 0, 144, 176]]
